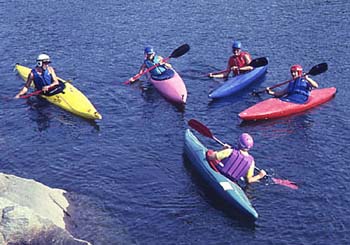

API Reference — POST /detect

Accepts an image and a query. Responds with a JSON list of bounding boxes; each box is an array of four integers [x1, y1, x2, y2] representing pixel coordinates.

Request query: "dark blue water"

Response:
[[1, 0, 349, 244]]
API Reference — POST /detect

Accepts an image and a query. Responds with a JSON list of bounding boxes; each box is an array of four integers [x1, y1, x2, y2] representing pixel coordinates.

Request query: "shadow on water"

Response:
[[26, 97, 100, 131], [182, 154, 257, 229]]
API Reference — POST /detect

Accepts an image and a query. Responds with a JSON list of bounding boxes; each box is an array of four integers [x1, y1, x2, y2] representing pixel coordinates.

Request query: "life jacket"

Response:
[[216, 148, 254, 181], [228, 51, 252, 75], [144, 55, 167, 76], [281, 77, 311, 104], [32, 67, 53, 90]]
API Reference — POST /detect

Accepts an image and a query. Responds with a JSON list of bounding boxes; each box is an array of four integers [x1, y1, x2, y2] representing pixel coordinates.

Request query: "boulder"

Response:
[[0, 173, 91, 244]]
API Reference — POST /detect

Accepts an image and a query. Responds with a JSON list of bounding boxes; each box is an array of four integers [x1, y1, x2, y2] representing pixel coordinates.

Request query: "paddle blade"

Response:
[[271, 177, 298, 190], [249, 57, 268, 68], [188, 119, 213, 138], [308, 63, 328, 76], [170, 44, 190, 58]]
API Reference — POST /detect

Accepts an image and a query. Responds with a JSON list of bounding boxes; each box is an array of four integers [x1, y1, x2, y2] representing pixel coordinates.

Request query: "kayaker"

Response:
[[129, 47, 172, 83], [15, 54, 62, 98], [208, 40, 253, 79], [206, 133, 267, 184], [266, 64, 319, 104]]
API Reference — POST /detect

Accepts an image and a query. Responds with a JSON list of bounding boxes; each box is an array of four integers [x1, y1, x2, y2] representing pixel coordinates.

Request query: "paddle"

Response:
[[207, 57, 268, 77], [251, 62, 328, 96], [124, 44, 190, 85], [188, 119, 298, 189], [19, 84, 60, 99]]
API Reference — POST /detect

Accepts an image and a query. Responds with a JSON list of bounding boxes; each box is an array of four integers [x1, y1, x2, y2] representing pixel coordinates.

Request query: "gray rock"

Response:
[[0, 173, 91, 244]]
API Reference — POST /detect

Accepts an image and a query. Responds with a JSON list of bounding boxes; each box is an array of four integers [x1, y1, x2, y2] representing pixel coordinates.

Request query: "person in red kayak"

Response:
[[206, 133, 266, 184], [15, 54, 62, 98], [129, 47, 172, 83], [266, 64, 319, 104], [208, 40, 254, 79]]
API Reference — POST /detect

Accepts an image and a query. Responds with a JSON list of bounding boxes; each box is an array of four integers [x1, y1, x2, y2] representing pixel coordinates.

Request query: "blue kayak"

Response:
[[209, 66, 267, 99], [184, 129, 258, 221]]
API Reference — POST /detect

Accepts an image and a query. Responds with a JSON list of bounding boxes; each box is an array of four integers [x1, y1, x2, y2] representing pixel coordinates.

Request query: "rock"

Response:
[[0, 173, 91, 244]]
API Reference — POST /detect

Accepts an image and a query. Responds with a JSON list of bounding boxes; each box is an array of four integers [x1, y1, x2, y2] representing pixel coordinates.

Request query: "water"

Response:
[[1, 0, 350, 244]]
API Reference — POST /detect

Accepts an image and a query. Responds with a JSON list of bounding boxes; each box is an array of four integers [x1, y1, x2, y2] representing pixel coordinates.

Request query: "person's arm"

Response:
[[246, 161, 266, 183], [129, 64, 146, 83], [305, 75, 318, 88], [208, 60, 231, 79], [238, 53, 253, 72], [14, 72, 33, 98], [158, 56, 172, 68], [207, 146, 232, 161], [266, 86, 288, 98], [42, 67, 59, 92]]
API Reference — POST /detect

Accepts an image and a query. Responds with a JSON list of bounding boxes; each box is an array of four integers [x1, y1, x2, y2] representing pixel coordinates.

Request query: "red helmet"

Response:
[[290, 64, 303, 77]]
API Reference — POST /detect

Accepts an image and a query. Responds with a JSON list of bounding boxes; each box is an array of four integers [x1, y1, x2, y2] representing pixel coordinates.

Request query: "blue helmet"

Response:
[[232, 41, 242, 49], [144, 47, 155, 55]]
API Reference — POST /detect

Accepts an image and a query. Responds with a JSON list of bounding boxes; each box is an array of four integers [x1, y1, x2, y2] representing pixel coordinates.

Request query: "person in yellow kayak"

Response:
[[15, 54, 62, 99], [206, 133, 267, 184], [208, 40, 253, 79], [266, 64, 319, 104], [129, 47, 172, 83]]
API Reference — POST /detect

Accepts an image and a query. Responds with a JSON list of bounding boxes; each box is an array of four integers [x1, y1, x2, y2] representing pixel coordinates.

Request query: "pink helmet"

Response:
[[238, 133, 254, 150], [290, 64, 303, 77]]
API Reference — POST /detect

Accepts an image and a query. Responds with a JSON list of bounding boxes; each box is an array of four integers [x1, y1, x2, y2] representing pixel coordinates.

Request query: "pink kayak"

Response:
[[239, 87, 337, 121], [147, 68, 187, 104]]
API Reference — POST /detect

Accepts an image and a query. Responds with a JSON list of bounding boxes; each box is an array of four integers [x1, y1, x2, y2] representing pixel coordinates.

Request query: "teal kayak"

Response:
[[184, 129, 258, 221]]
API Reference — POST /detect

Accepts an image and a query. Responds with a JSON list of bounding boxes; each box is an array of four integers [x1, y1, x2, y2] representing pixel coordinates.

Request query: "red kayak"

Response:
[[239, 87, 337, 121]]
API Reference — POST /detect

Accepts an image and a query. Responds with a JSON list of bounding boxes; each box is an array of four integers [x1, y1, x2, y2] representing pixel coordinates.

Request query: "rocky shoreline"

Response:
[[0, 173, 91, 244]]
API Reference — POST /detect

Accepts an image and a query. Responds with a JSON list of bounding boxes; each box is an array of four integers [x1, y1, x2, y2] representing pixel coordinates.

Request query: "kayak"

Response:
[[15, 64, 102, 120], [209, 66, 267, 99], [184, 129, 258, 221], [239, 87, 337, 121], [147, 68, 187, 104]]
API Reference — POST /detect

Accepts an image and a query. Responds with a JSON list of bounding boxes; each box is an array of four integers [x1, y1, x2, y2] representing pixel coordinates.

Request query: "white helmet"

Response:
[[36, 53, 51, 67]]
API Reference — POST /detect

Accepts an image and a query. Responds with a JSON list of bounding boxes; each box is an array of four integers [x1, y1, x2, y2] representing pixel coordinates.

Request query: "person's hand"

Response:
[[223, 143, 231, 149], [258, 169, 267, 178], [266, 87, 274, 95], [42, 85, 50, 92]]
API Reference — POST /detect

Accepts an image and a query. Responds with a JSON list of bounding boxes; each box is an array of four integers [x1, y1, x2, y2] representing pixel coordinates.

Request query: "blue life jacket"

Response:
[[144, 55, 167, 76], [281, 77, 311, 104], [32, 68, 53, 90], [217, 148, 254, 181]]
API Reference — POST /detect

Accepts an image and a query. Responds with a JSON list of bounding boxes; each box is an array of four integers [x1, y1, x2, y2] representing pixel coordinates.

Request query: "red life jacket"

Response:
[[228, 51, 251, 75]]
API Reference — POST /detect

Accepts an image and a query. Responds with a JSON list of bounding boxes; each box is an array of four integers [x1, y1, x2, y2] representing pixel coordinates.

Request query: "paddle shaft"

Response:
[[124, 57, 170, 85], [19, 84, 60, 99], [208, 57, 268, 77], [124, 44, 190, 85], [252, 62, 328, 96]]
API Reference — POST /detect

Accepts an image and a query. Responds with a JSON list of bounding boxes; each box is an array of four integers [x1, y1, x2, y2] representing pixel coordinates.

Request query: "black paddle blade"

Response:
[[308, 62, 328, 76], [249, 57, 268, 68], [170, 44, 190, 58], [188, 119, 213, 138]]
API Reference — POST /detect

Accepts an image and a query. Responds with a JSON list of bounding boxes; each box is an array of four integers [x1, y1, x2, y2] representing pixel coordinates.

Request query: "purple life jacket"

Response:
[[217, 148, 254, 181]]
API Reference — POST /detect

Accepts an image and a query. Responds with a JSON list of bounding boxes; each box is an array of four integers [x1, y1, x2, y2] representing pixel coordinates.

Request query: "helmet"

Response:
[[36, 53, 51, 67], [290, 64, 303, 77], [232, 41, 242, 49], [238, 133, 254, 150], [144, 47, 155, 55]]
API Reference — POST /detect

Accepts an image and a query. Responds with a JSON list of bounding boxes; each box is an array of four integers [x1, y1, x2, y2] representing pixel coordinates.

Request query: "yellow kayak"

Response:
[[15, 64, 102, 120]]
